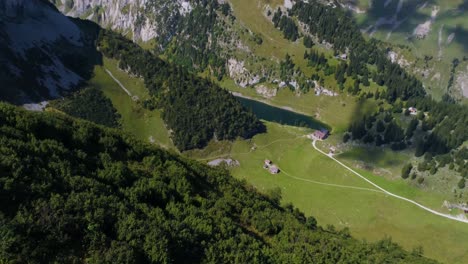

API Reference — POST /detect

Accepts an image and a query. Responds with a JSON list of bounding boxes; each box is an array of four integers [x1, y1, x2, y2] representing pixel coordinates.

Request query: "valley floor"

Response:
[[198, 122, 468, 263]]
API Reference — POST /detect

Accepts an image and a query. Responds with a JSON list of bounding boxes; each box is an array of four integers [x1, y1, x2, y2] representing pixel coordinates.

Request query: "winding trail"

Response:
[[199, 136, 385, 194], [312, 140, 468, 224]]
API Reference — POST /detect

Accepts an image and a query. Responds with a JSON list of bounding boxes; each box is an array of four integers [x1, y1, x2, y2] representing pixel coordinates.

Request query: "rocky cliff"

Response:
[[51, 0, 193, 42]]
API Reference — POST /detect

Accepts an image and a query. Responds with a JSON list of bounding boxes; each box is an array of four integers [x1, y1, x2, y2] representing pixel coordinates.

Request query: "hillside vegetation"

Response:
[[347, 0, 468, 100], [0, 103, 437, 263], [49, 87, 121, 128], [274, 0, 467, 177], [98, 30, 265, 150]]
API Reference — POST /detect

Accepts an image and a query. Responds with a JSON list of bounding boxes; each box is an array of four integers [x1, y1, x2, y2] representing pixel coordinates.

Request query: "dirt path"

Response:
[[198, 136, 386, 194], [312, 140, 468, 224], [105, 69, 132, 97]]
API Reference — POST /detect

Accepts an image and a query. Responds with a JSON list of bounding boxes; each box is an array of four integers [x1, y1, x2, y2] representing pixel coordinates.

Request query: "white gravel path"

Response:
[[312, 140, 468, 224]]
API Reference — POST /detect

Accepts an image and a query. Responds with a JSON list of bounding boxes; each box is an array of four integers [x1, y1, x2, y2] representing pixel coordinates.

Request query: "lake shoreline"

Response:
[[232, 92, 330, 130], [230, 91, 310, 117]]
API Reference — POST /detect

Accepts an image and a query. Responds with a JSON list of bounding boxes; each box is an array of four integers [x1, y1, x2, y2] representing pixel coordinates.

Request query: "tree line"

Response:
[[272, 8, 299, 41], [49, 87, 121, 128], [97, 30, 265, 150], [164, 1, 227, 80]]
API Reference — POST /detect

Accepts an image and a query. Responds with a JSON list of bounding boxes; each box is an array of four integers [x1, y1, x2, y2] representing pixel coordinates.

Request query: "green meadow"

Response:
[[87, 58, 174, 150], [203, 121, 468, 264]]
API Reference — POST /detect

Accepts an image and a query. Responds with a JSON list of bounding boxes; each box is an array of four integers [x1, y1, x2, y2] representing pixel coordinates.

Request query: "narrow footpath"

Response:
[[105, 69, 132, 96]]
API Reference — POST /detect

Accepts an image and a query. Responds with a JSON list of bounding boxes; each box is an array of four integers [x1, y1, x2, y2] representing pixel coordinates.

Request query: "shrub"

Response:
[[458, 178, 466, 189], [417, 177, 425, 184], [401, 163, 413, 179]]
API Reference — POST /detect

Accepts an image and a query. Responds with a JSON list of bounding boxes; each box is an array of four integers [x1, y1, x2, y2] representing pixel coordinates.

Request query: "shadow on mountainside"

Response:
[[355, 0, 468, 53], [0, 3, 103, 105]]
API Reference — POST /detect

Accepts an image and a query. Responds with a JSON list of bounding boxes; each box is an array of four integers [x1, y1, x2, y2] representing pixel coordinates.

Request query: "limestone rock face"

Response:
[[53, 0, 193, 42]]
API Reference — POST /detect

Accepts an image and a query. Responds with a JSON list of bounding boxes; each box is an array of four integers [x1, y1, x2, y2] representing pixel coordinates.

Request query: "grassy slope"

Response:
[[353, 0, 468, 99], [87, 58, 174, 150], [218, 122, 468, 264]]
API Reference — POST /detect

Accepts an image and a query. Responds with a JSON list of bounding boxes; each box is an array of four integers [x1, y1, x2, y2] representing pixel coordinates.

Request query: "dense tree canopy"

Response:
[[272, 8, 299, 41], [0, 103, 438, 263], [97, 30, 265, 150], [49, 87, 120, 128]]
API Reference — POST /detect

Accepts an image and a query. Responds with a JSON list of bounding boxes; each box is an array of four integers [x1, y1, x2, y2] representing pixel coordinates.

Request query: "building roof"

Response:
[[269, 165, 279, 173], [314, 129, 329, 138]]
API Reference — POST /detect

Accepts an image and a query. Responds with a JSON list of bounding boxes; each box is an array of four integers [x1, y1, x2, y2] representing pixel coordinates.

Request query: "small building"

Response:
[[264, 159, 272, 166], [269, 165, 280, 174], [408, 107, 418, 115], [329, 146, 336, 154], [313, 129, 329, 140]]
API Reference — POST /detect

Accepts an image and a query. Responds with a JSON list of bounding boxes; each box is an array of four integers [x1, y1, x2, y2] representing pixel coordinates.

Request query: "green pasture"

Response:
[[211, 121, 468, 264], [87, 58, 174, 149]]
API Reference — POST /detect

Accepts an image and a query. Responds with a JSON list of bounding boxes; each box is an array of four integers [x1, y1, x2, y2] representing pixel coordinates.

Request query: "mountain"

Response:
[[0, 102, 437, 263], [50, 0, 185, 42], [339, 0, 468, 100], [54, 0, 284, 88], [1, 0, 466, 262], [1, 0, 264, 150], [0, 0, 100, 105]]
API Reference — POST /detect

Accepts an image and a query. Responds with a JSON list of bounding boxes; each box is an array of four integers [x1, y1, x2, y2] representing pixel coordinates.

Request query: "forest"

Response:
[[290, 1, 426, 102], [164, 1, 227, 80], [97, 30, 265, 150], [49, 87, 121, 128], [272, 8, 299, 41], [0, 102, 438, 263]]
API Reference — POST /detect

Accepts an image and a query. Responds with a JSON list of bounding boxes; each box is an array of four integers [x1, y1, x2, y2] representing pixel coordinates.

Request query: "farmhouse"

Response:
[[263, 160, 280, 174], [336, 53, 347, 60], [269, 165, 280, 174], [313, 129, 329, 140], [408, 107, 418, 115]]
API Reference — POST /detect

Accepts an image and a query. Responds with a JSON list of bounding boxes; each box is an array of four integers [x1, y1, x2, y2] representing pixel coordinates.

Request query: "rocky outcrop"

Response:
[[228, 58, 260, 88], [387, 51, 410, 68], [455, 65, 468, 98], [53, 0, 193, 42], [255, 85, 277, 98]]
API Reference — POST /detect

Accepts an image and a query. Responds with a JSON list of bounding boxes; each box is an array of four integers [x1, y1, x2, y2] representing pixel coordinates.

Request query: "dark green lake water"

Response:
[[236, 96, 329, 130]]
